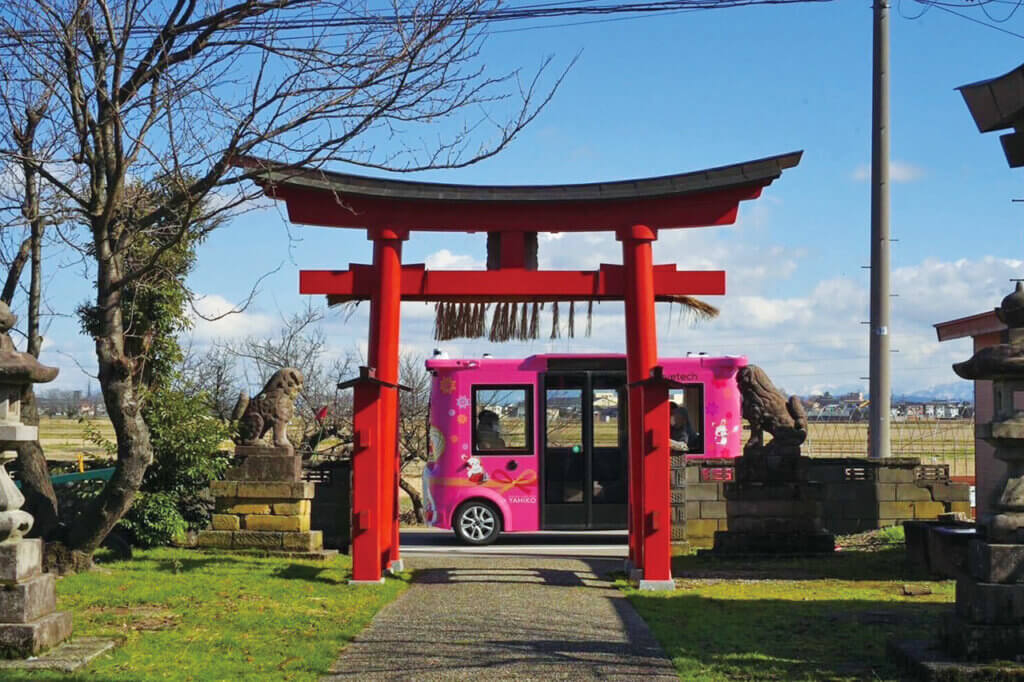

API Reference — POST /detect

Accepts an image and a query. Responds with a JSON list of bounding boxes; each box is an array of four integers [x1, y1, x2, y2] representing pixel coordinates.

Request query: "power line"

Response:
[[0, 0, 834, 50], [908, 0, 1024, 39]]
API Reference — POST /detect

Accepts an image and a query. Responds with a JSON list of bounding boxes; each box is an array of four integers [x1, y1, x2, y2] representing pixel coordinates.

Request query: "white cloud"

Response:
[[188, 294, 277, 341], [852, 160, 925, 183], [425, 249, 484, 270]]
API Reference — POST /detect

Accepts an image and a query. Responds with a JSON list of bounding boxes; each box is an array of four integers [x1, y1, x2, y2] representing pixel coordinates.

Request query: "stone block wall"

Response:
[[304, 460, 351, 552], [199, 480, 322, 553], [675, 456, 972, 548]]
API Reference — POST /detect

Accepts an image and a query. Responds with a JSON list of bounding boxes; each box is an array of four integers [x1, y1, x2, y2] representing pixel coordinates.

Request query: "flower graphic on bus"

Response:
[[456, 395, 470, 410], [440, 377, 457, 394]]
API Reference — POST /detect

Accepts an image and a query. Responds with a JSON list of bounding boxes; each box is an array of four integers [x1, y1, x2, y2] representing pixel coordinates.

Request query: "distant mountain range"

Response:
[[893, 381, 974, 403]]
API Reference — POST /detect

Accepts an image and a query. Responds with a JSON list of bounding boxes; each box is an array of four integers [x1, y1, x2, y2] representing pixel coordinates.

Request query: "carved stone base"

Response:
[[224, 454, 302, 483], [710, 530, 834, 555], [889, 638, 1024, 681], [197, 529, 324, 554], [942, 610, 1024, 660], [0, 610, 72, 659], [969, 540, 1024, 583]]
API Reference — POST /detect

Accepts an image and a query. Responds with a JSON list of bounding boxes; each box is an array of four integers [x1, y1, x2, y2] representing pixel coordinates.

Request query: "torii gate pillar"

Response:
[[620, 225, 673, 587], [350, 228, 407, 583]]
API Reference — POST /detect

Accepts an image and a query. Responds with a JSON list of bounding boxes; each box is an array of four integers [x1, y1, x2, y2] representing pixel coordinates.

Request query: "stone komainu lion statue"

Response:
[[232, 368, 304, 447], [737, 364, 807, 452]]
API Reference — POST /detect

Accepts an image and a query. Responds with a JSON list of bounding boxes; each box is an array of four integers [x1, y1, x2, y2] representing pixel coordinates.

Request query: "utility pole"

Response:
[[869, 0, 892, 459]]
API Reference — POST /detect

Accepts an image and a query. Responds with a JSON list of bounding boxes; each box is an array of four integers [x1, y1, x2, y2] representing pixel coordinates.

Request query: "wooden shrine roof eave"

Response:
[[233, 151, 802, 204], [934, 310, 1004, 342]]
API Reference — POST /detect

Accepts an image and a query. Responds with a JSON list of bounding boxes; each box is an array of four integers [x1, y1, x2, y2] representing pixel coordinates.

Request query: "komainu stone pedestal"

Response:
[[0, 539, 72, 658], [710, 452, 834, 555], [198, 445, 325, 555]]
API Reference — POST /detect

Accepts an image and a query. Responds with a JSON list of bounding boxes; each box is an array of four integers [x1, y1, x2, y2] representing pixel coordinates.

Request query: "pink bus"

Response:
[[422, 354, 747, 545]]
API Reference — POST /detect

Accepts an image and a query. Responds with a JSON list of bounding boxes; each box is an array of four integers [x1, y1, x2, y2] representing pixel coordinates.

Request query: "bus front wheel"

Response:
[[453, 501, 502, 546]]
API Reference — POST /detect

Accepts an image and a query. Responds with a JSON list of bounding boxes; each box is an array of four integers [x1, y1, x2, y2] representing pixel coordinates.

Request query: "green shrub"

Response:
[[878, 524, 905, 544], [141, 386, 230, 526], [119, 491, 188, 547], [78, 386, 231, 547]]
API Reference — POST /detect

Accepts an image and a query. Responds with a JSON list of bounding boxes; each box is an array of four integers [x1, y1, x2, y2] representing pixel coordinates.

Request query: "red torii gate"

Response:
[[238, 151, 801, 588]]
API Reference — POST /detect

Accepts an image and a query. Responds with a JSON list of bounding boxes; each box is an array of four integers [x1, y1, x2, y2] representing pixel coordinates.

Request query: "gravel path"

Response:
[[323, 554, 678, 681]]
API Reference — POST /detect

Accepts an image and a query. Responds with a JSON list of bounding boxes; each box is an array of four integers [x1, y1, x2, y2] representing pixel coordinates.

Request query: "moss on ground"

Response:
[[624, 546, 952, 680], [8, 547, 407, 681]]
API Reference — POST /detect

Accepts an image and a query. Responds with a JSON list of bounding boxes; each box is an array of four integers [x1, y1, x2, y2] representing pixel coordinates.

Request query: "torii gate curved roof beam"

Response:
[[234, 151, 801, 232]]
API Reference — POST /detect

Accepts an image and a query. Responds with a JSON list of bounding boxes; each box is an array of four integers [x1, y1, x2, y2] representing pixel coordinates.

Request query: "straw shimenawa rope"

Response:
[[430, 295, 718, 341]]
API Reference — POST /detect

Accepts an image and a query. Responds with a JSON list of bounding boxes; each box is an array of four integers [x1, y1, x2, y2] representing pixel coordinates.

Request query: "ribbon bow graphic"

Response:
[[489, 469, 538, 494]]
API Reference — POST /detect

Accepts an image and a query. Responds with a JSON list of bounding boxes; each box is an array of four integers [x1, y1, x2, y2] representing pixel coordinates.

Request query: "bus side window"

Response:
[[472, 386, 532, 454], [669, 385, 704, 454]]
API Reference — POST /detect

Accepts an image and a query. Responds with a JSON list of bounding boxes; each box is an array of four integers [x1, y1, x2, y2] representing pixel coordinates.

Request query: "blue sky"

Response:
[[29, 1, 1024, 397]]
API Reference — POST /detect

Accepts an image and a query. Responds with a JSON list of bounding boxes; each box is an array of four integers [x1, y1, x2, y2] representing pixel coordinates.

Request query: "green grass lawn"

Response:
[[622, 547, 953, 681], [8, 548, 407, 681]]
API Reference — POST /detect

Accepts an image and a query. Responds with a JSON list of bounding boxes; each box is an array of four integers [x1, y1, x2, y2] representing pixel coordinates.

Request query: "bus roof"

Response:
[[425, 353, 747, 372]]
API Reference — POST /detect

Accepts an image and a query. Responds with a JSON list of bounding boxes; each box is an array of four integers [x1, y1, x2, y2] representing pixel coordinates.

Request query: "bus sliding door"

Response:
[[541, 372, 627, 530]]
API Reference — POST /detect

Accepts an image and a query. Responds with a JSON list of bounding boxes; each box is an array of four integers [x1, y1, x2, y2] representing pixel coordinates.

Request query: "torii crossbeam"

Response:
[[237, 150, 801, 587]]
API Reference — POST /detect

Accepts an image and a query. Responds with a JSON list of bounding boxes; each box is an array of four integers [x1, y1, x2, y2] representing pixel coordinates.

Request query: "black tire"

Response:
[[453, 500, 502, 546]]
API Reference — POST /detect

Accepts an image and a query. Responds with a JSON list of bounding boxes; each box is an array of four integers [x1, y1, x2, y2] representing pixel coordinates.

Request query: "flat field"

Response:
[[803, 420, 975, 476], [37, 417, 116, 462], [36, 415, 977, 477]]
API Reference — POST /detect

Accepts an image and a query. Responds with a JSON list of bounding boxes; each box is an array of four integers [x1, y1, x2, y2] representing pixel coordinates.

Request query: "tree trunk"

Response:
[[13, 155, 58, 539], [66, 242, 154, 555], [16, 387, 59, 539], [398, 475, 424, 523]]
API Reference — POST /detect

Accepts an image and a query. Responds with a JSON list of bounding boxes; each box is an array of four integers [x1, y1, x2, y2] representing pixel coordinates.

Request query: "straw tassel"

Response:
[[509, 302, 519, 340], [490, 302, 512, 342], [568, 301, 575, 338], [586, 300, 593, 337], [519, 302, 529, 340], [671, 295, 720, 322], [550, 301, 560, 339], [489, 303, 500, 342], [529, 302, 540, 339]]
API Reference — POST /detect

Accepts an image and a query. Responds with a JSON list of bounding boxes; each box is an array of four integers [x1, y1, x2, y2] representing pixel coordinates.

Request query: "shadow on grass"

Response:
[[272, 563, 346, 585], [139, 554, 293, 573], [672, 546, 931, 582], [630, 592, 948, 680]]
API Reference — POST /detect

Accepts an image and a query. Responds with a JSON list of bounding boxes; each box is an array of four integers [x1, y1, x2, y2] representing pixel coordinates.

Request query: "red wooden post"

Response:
[[367, 228, 406, 575], [619, 225, 673, 590], [640, 380, 673, 587], [350, 381, 383, 582]]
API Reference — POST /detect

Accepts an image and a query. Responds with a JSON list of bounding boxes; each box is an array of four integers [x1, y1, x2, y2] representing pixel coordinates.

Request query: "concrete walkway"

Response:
[[323, 555, 678, 681]]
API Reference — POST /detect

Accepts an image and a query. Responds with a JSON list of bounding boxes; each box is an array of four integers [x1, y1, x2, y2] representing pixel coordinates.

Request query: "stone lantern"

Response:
[[0, 302, 69, 658], [941, 281, 1024, 659]]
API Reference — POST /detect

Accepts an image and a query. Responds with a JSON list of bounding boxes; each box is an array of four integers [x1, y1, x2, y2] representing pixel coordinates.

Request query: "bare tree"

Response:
[[177, 343, 240, 421], [216, 305, 357, 447], [194, 311, 432, 520], [397, 352, 430, 522], [0, 69, 67, 539], [0, 0, 562, 556]]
